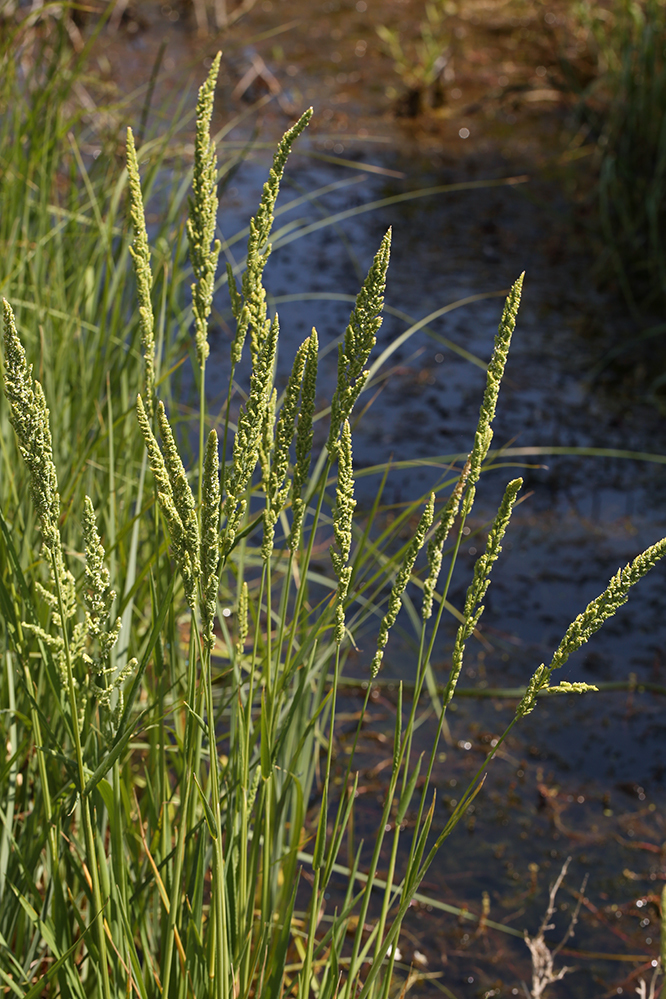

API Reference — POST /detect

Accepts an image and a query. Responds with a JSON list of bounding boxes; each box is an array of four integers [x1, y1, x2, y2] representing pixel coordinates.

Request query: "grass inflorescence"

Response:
[[2, 40, 666, 999]]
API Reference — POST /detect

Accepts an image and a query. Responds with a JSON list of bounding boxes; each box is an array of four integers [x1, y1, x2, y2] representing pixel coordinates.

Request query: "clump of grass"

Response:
[[2, 53, 666, 999], [376, 1, 451, 115], [570, 0, 666, 311]]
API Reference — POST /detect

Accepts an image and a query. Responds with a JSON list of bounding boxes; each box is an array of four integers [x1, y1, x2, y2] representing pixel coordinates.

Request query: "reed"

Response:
[[2, 50, 666, 999]]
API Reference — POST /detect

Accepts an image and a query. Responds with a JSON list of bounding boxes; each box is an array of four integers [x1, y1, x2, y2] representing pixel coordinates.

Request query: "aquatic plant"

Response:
[[2, 47, 666, 999], [376, 1, 451, 115]]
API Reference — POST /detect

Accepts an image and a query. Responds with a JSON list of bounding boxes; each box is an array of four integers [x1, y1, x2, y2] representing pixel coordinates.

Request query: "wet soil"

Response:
[[39, 2, 666, 995]]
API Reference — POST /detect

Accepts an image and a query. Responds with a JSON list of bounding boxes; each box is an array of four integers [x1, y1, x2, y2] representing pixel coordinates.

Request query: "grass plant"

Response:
[[2, 39, 666, 999], [568, 0, 666, 312], [376, 1, 451, 115]]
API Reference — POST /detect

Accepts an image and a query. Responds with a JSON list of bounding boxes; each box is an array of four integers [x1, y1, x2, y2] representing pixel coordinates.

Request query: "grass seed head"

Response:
[[328, 229, 391, 454], [371, 492, 434, 676], [290, 327, 318, 549], [422, 460, 471, 621], [188, 52, 222, 369], [330, 419, 356, 645], [202, 429, 221, 649], [445, 477, 522, 706], [234, 108, 313, 367], [126, 127, 156, 418]]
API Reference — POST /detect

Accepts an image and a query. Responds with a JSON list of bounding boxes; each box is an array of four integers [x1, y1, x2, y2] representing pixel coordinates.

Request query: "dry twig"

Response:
[[522, 857, 587, 999]]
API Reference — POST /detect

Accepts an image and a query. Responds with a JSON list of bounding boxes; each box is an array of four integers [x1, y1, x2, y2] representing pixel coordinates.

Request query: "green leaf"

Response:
[[192, 772, 218, 841]]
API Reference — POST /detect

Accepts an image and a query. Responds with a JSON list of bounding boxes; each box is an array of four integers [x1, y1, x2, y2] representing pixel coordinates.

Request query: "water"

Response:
[[206, 146, 666, 996]]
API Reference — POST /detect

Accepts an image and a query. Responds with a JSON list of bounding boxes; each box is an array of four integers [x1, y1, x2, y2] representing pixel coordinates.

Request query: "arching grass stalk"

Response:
[[394, 278, 525, 928]]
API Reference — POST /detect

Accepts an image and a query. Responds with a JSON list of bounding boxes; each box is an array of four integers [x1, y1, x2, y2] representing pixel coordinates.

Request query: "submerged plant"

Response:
[[1, 58, 666, 999]]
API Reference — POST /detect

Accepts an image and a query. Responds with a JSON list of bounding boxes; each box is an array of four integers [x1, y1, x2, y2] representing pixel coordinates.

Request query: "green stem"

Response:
[[198, 358, 206, 510], [283, 455, 334, 674], [51, 551, 112, 999], [161, 626, 198, 999], [219, 366, 236, 502]]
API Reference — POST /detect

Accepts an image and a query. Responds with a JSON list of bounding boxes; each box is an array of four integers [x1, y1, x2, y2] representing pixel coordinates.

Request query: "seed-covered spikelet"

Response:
[[261, 338, 310, 559], [201, 430, 221, 650], [516, 535, 666, 717], [327, 231, 391, 454], [82, 496, 113, 626], [371, 493, 434, 677], [126, 127, 156, 418], [236, 581, 249, 661], [422, 460, 471, 622], [81, 496, 136, 728], [187, 52, 222, 369], [223, 314, 279, 558], [272, 338, 309, 507], [231, 108, 313, 367], [290, 328, 318, 549], [227, 261, 243, 324], [260, 388, 279, 561], [137, 394, 199, 606], [3, 299, 60, 554], [260, 388, 277, 497], [330, 420, 356, 645], [2, 300, 77, 638], [462, 275, 523, 518], [157, 401, 200, 573], [443, 478, 522, 706]]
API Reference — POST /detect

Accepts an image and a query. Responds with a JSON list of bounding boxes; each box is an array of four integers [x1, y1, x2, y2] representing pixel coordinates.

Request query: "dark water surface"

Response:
[[204, 147, 666, 997]]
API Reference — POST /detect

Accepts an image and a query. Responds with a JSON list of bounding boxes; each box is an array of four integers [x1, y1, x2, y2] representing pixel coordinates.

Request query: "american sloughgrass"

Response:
[[3, 55, 666, 999]]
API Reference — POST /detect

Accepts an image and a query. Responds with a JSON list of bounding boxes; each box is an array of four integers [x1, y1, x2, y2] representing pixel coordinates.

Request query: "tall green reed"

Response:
[[2, 52, 666, 999]]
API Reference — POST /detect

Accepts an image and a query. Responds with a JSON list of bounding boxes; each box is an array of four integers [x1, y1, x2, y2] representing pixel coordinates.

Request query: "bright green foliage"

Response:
[[188, 52, 222, 369], [126, 127, 156, 418]]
